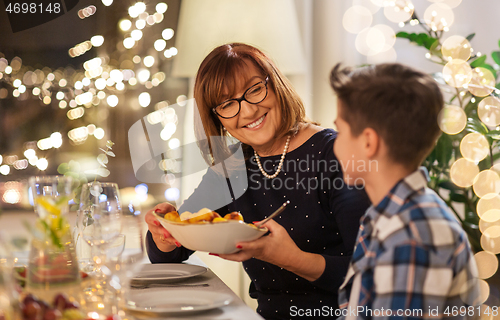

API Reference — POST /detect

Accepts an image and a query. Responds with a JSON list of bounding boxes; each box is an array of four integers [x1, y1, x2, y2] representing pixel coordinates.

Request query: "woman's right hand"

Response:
[[145, 202, 182, 252]]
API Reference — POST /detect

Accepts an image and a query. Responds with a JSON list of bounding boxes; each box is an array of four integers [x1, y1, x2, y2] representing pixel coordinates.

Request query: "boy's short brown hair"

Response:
[[330, 63, 444, 169]]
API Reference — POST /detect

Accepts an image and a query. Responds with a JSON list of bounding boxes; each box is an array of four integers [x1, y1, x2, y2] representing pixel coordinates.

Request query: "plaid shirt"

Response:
[[338, 169, 480, 319]]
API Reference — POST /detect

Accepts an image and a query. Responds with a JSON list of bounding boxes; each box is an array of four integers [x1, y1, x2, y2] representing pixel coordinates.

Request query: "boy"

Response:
[[330, 63, 480, 319]]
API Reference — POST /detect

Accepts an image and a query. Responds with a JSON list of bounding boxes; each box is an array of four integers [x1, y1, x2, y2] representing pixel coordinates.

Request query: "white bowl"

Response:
[[154, 213, 268, 254]]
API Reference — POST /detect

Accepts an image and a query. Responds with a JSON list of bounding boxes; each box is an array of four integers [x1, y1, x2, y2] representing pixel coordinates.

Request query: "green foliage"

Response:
[[396, 19, 500, 253], [396, 32, 438, 50]]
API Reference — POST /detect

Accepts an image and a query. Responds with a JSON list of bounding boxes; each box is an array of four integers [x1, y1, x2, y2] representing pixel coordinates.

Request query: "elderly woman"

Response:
[[145, 43, 370, 320]]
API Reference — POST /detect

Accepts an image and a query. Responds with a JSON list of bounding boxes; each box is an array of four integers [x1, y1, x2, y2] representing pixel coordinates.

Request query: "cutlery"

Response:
[[130, 283, 209, 289], [255, 200, 290, 229]]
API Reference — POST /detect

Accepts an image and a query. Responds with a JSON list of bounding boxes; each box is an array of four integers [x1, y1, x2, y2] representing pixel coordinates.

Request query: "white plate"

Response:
[[126, 290, 233, 313], [132, 263, 207, 281]]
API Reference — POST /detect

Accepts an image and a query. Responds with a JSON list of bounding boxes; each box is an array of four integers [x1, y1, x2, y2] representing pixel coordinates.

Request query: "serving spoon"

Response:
[[254, 200, 290, 229]]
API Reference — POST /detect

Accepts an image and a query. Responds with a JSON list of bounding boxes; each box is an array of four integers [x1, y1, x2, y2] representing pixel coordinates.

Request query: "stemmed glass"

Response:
[[105, 200, 145, 310], [77, 182, 123, 316], [77, 182, 122, 275]]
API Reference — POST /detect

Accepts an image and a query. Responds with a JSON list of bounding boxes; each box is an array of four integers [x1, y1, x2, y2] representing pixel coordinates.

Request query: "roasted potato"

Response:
[[224, 212, 244, 221], [164, 211, 181, 222], [165, 208, 246, 224]]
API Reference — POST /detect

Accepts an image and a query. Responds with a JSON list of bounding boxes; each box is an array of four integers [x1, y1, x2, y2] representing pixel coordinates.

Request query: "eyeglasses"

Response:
[[212, 76, 269, 119]]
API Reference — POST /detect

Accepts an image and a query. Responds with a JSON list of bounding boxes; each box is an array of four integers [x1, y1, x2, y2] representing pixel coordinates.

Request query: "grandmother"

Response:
[[144, 43, 370, 320]]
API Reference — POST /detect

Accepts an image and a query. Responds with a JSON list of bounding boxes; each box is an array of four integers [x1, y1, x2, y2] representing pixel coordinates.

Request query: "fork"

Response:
[[255, 200, 290, 228], [130, 282, 209, 289]]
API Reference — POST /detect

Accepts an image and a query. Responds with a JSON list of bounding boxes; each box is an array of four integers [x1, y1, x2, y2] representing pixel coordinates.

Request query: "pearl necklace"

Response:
[[254, 135, 291, 179]]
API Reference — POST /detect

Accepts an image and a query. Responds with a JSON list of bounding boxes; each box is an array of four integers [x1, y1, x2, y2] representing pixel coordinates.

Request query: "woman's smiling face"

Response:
[[216, 61, 282, 154]]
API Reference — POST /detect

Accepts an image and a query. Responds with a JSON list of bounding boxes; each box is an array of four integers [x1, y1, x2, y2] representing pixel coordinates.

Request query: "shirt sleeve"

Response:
[[146, 230, 194, 263], [145, 167, 231, 263], [368, 241, 479, 319]]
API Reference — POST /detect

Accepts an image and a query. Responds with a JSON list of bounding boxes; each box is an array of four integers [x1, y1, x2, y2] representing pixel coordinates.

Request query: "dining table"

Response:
[[1, 210, 264, 320], [124, 255, 265, 320]]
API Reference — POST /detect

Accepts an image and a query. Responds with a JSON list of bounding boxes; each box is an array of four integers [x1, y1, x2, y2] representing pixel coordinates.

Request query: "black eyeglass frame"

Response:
[[212, 76, 269, 119]]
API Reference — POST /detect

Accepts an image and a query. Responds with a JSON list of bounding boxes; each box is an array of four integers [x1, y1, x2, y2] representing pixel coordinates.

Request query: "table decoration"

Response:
[[26, 176, 80, 302]]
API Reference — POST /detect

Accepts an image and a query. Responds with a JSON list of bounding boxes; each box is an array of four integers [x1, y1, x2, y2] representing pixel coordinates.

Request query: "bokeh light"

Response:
[[165, 187, 179, 201], [342, 6, 373, 34], [468, 67, 495, 97], [119, 19, 132, 31], [176, 95, 187, 107], [475, 251, 498, 279], [94, 128, 105, 140], [162, 28, 174, 40], [355, 25, 395, 56], [160, 123, 176, 141], [123, 38, 135, 49], [131, 30, 143, 41], [450, 158, 479, 188], [460, 133, 489, 162], [477, 280, 490, 305], [0, 165, 10, 175], [479, 215, 500, 233], [478, 195, 500, 221], [169, 138, 180, 149], [482, 222, 500, 238], [3, 189, 20, 204], [138, 92, 151, 107], [136, 19, 146, 30], [481, 233, 500, 254], [137, 69, 150, 83], [36, 158, 48, 171], [428, 0, 462, 8], [143, 56, 155, 67], [478, 96, 500, 127], [91, 35, 104, 47], [441, 35, 471, 61], [438, 104, 466, 134], [383, 0, 414, 23], [107, 95, 119, 107], [423, 3, 454, 31], [473, 170, 500, 199], [156, 2, 168, 14], [442, 59, 472, 88], [154, 39, 166, 51]]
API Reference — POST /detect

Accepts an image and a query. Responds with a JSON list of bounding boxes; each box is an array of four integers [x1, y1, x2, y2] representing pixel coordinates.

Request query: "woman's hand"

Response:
[[214, 219, 326, 282], [145, 203, 182, 252]]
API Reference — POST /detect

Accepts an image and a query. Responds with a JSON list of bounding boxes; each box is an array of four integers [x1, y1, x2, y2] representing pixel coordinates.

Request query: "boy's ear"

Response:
[[361, 127, 379, 159]]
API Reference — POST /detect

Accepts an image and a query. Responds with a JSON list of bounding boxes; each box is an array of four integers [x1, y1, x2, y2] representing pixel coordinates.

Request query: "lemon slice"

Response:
[[36, 197, 61, 216]]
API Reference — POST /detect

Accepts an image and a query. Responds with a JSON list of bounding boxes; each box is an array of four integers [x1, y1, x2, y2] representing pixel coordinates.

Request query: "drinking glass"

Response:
[[78, 182, 122, 245], [77, 182, 123, 316], [27, 176, 80, 300], [105, 200, 145, 310]]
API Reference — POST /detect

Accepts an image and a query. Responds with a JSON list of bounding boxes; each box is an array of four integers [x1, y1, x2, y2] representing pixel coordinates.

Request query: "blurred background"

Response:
[[1, 0, 499, 309]]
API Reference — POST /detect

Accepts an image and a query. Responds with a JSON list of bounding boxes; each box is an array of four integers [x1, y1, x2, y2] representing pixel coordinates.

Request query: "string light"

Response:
[[0, 0, 179, 177]]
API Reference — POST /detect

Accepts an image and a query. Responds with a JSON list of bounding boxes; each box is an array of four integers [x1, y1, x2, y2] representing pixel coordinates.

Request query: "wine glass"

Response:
[[104, 199, 145, 310], [77, 182, 122, 276], [77, 182, 123, 316], [78, 182, 122, 246]]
